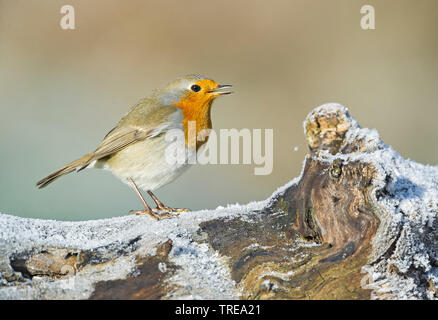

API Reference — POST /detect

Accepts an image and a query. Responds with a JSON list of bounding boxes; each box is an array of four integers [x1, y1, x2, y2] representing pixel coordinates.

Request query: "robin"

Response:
[[36, 75, 233, 220]]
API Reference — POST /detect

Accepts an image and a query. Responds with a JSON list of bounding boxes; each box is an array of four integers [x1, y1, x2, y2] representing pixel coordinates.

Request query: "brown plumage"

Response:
[[36, 125, 152, 188], [36, 153, 94, 188]]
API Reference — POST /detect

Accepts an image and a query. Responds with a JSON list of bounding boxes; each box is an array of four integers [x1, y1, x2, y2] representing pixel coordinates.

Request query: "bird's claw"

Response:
[[152, 207, 189, 214], [129, 209, 183, 220]]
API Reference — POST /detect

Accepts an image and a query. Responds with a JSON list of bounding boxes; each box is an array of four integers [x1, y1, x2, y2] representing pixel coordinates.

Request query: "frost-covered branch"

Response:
[[0, 103, 437, 300]]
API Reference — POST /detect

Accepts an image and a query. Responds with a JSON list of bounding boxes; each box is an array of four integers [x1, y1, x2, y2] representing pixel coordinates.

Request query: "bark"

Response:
[[1, 103, 437, 300]]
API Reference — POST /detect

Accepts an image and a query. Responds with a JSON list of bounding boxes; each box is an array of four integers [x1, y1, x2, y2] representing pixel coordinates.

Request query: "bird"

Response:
[[36, 75, 233, 220]]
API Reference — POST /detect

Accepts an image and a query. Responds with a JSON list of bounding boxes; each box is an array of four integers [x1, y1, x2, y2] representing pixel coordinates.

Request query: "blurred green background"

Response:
[[1, 0, 437, 221]]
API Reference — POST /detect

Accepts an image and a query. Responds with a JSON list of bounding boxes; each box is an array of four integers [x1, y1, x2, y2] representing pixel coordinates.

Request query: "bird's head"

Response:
[[157, 74, 232, 111], [153, 75, 232, 150]]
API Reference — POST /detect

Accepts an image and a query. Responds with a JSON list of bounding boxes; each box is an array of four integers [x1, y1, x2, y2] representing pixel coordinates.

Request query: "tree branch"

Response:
[[1, 103, 437, 300]]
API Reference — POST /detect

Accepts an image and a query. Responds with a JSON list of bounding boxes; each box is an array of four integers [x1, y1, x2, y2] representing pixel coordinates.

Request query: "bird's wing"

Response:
[[93, 126, 151, 158], [36, 103, 182, 188], [78, 105, 182, 170]]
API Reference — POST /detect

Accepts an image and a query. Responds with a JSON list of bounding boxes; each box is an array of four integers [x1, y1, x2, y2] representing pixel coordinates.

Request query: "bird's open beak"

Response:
[[209, 84, 233, 96]]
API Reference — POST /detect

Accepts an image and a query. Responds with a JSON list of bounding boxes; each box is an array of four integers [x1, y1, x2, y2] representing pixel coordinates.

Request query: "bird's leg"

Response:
[[147, 190, 189, 214], [127, 178, 163, 220]]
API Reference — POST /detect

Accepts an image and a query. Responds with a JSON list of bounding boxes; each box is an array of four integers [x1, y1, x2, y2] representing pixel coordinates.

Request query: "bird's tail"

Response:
[[36, 153, 95, 189]]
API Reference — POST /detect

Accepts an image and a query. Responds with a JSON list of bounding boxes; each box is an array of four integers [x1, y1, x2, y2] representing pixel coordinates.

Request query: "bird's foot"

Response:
[[152, 206, 190, 214], [129, 209, 175, 220]]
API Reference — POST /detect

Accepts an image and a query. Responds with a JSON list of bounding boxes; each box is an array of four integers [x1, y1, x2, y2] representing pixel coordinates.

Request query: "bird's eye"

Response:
[[191, 84, 201, 92]]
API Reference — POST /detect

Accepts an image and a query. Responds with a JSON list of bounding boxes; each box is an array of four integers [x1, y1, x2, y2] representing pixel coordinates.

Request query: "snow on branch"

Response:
[[0, 103, 437, 300]]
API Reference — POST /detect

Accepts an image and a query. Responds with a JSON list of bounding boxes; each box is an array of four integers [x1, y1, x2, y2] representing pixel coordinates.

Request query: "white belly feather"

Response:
[[98, 134, 192, 191]]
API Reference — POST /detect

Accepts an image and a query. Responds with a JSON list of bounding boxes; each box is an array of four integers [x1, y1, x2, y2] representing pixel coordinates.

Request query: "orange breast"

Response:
[[173, 99, 213, 151], [172, 79, 218, 151]]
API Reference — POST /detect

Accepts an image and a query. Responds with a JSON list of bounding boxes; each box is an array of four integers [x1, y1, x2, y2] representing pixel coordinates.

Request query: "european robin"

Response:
[[36, 75, 233, 220]]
